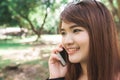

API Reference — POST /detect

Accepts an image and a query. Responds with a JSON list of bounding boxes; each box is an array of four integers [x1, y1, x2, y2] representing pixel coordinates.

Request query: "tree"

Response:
[[8, 0, 50, 40], [0, 0, 18, 26], [103, 0, 120, 29], [0, 0, 68, 40]]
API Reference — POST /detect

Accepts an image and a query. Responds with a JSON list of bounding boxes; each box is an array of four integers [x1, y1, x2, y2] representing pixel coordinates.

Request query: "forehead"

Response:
[[61, 21, 77, 28], [60, 19, 87, 28], [60, 21, 87, 32]]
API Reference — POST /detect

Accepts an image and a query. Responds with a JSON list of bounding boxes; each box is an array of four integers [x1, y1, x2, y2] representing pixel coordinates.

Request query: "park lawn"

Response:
[[0, 40, 31, 49], [0, 36, 34, 50], [0, 35, 60, 80], [0, 34, 61, 49]]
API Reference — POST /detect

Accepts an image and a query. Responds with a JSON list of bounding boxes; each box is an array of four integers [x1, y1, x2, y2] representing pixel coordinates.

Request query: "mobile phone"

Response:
[[57, 48, 67, 66]]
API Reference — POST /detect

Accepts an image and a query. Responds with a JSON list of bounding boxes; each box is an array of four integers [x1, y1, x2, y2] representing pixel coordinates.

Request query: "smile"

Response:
[[66, 47, 80, 55]]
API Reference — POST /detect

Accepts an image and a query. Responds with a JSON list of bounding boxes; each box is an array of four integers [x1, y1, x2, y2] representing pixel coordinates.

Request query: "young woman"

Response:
[[47, 1, 120, 80]]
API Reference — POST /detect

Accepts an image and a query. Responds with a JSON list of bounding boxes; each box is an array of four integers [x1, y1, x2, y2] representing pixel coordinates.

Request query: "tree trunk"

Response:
[[36, 34, 41, 41], [38, 7, 48, 34], [13, 6, 48, 41]]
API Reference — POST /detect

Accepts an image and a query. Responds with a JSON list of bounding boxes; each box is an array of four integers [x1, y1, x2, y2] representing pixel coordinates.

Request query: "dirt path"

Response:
[[0, 44, 56, 80], [0, 35, 61, 80]]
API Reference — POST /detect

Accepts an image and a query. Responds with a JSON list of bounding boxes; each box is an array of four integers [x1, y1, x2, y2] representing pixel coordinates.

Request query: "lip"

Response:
[[66, 47, 80, 55]]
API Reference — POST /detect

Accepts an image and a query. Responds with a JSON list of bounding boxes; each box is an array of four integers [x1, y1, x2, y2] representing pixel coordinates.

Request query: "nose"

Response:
[[62, 34, 74, 46]]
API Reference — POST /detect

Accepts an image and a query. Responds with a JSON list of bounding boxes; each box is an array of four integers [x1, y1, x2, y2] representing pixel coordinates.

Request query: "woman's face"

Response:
[[60, 21, 89, 63]]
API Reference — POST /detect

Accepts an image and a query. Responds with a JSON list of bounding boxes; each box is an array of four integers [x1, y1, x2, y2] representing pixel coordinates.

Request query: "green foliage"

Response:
[[102, 0, 120, 22], [0, 0, 18, 26], [8, 0, 41, 17], [0, 39, 31, 49], [0, 0, 70, 34]]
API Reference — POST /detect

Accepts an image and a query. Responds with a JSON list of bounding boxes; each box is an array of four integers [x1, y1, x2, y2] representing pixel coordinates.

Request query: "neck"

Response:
[[78, 62, 88, 80], [81, 62, 87, 75]]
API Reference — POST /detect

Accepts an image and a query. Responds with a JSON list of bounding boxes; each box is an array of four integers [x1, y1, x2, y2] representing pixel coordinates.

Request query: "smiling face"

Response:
[[60, 21, 89, 63]]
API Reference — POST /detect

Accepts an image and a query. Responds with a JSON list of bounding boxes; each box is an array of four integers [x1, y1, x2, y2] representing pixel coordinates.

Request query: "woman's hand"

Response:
[[48, 44, 67, 79]]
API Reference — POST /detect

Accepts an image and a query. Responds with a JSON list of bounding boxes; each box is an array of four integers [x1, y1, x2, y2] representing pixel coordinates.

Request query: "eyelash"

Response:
[[60, 29, 82, 36], [60, 32, 66, 35], [73, 29, 82, 33]]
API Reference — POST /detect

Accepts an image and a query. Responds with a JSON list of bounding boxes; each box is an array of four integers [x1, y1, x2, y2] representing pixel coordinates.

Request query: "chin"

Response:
[[69, 57, 80, 63]]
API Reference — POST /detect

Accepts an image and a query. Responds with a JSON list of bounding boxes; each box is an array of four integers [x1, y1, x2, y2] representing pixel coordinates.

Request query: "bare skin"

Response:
[[48, 21, 89, 80], [48, 45, 67, 79], [48, 45, 88, 80]]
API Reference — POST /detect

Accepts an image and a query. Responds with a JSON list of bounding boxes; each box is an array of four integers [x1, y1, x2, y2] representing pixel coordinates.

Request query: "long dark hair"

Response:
[[60, 1, 120, 80]]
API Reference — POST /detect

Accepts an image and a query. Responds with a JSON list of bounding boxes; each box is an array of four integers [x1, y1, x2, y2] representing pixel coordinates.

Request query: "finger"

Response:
[[49, 53, 60, 64], [58, 43, 62, 48], [52, 47, 63, 54], [58, 43, 65, 48]]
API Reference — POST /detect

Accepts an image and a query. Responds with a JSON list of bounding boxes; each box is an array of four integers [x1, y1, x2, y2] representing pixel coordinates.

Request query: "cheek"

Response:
[[62, 37, 64, 44], [75, 34, 89, 54], [74, 35, 89, 45]]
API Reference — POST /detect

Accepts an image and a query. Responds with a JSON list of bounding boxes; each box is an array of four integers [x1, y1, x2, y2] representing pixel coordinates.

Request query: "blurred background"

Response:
[[0, 0, 120, 80]]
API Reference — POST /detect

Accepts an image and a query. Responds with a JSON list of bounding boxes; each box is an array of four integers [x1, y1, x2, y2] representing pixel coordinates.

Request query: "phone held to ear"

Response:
[[56, 48, 68, 66]]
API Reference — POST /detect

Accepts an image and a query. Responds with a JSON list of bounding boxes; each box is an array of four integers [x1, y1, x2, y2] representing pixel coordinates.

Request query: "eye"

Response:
[[73, 29, 82, 33], [60, 31, 66, 36]]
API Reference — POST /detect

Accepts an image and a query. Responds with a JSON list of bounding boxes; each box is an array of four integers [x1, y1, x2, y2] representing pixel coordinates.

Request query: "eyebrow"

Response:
[[60, 24, 79, 31]]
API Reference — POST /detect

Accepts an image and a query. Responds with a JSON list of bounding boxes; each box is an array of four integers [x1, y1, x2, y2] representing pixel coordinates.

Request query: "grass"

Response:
[[0, 36, 36, 70], [0, 35, 59, 80], [22, 59, 48, 68], [0, 40, 30, 49], [0, 34, 60, 49], [0, 38, 32, 49], [0, 57, 14, 70]]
